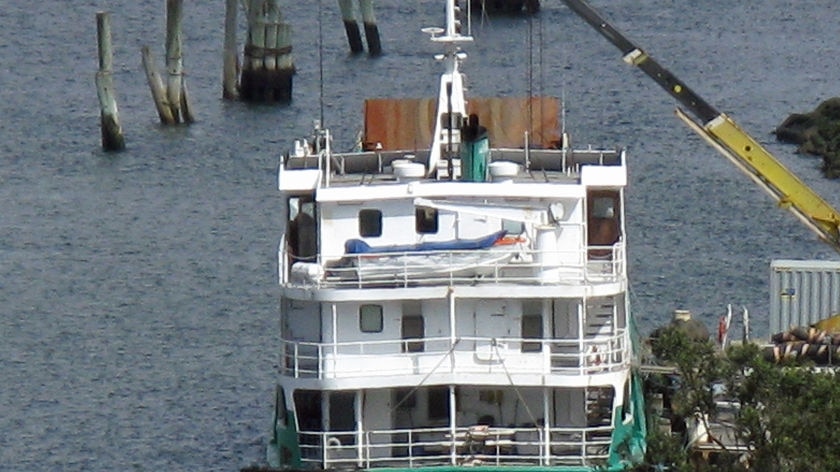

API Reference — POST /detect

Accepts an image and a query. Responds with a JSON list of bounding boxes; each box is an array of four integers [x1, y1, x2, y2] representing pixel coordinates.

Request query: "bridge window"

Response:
[[415, 207, 438, 234], [587, 190, 621, 259], [591, 197, 615, 219], [287, 196, 317, 260], [360, 304, 383, 333], [359, 209, 382, 237]]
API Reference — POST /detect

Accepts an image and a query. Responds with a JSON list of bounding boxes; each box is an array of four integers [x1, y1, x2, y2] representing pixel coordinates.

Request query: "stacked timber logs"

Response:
[[95, 11, 125, 151], [766, 326, 840, 365], [240, 0, 294, 102], [142, 0, 194, 124]]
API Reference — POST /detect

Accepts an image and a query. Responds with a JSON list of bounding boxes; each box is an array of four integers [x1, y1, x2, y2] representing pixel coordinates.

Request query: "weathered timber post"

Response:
[[141, 46, 175, 124], [165, 0, 194, 122], [358, 0, 381, 56], [263, 1, 280, 73], [240, 0, 294, 102], [95, 11, 125, 151], [222, 0, 240, 99], [141, 0, 193, 124], [338, 0, 364, 54]]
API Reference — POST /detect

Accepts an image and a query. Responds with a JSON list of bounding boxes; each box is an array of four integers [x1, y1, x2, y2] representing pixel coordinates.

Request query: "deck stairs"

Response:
[[585, 302, 615, 337]]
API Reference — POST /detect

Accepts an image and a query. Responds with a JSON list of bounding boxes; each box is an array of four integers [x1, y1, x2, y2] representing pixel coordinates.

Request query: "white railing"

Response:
[[279, 332, 629, 379], [282, 242, 625, 289], [299, 424, 613, 469]]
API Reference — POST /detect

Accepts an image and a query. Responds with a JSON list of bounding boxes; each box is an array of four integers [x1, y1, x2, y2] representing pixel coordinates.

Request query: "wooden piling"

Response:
[[240, 0, 294, 102], [141, 46, 175, 124], [338, 0, 364, 54], [222, 0, 240, 99], [264, 1, 280, 73], [165, 0, 183, 120], [245, 0, 265, 73], [358, 0, 381, 56], [95, 11, 125, 151], [165, 0, 193, 122], [142, 0, 193, 124]]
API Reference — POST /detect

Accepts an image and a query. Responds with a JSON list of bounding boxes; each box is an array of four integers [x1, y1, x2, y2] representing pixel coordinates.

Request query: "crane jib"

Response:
[[560, 0, 719, 124], [561, 0, 840, 252]]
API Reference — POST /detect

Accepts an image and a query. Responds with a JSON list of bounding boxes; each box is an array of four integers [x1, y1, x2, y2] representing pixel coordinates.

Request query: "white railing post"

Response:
[[293, 343, 300, 378], [278, 236, 287, 284]]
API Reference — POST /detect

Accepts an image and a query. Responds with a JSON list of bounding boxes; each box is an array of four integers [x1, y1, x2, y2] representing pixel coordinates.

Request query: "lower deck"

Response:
[[269, 379, 646, 470], [298, 422, 613, 468]]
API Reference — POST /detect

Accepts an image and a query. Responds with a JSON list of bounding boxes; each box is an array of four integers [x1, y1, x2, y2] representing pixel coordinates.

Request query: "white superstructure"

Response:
[[266, 1, 645, 470]]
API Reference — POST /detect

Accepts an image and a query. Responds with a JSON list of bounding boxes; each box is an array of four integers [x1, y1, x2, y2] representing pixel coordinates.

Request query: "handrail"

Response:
[[279, 332, 630, 379], [298, 424, 612, 468], [282, 242, 625, 289]]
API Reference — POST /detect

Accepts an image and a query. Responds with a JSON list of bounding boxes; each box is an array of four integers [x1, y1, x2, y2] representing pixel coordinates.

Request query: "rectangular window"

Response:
[[415, 208, 438, 234], [428, 387, 449, 421], [360, 304, 383, 333], [502, 219, 524, 235], [394, 388, 417, 409], [521, 314, 543, 352], [402, 315, 425, 352], [591, 197, 616, 219], [288, 197, 317, 260], [359, 209, 383, 237], [329, 391, 356, 445]]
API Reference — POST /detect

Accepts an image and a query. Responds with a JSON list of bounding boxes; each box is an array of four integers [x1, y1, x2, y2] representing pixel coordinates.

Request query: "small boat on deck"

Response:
[[327, 230, 520, 285]]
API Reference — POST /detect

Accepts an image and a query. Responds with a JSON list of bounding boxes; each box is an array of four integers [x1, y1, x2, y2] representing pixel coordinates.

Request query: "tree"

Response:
[[728, 344, 840, 472], [642, 327, 735, 471], [640, 327, 840, 472]]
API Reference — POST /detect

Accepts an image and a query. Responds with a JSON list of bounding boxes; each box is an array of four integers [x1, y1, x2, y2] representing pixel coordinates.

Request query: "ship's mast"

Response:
[[424, 0, 473, 178]]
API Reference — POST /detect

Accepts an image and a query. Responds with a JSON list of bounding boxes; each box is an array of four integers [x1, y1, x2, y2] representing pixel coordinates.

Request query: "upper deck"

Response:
[[279, 144, 628, 294], [279, 145, 625, 191]]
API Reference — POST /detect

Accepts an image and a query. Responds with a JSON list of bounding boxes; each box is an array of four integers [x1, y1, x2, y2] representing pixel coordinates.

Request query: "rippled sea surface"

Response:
[[2, 0, 839, 470]]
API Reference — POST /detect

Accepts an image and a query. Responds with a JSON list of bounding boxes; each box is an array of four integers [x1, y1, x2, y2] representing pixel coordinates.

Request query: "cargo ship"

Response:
[[265, 1, 646, 470]]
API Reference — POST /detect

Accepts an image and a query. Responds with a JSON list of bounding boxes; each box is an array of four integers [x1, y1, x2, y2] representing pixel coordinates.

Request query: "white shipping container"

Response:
[[770, 259, 840, 336]]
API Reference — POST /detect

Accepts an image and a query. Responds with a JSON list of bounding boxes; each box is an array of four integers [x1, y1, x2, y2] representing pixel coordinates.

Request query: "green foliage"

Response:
[[640, 328, 840, 472], [641, 426, 693, 472], [732, 348, 840, 472], [650, 327, 732, 420]]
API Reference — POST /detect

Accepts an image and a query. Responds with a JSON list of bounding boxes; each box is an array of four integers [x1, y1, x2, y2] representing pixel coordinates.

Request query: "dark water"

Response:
[[2, 0, 839, 470]]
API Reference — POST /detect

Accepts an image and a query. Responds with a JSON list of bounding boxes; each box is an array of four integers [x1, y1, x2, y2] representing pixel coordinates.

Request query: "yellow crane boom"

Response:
[[560, 0, 840, 252]]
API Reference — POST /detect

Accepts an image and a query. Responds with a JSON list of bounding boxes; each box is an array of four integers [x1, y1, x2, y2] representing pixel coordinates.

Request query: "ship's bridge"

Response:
[[280, 146, 627, 292]]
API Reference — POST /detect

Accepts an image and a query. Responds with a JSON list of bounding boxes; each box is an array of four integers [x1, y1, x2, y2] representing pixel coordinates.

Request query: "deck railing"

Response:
[[280, 242, 625, 289], [298, 424, 613, 469], [279, 332, 629, 380]]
